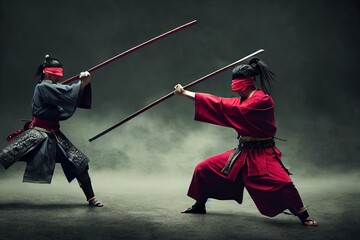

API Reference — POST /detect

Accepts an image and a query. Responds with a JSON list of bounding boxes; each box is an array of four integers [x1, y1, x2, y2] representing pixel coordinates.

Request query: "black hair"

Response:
[[35, 54, 62, 82], [232, 58, 275, 95]]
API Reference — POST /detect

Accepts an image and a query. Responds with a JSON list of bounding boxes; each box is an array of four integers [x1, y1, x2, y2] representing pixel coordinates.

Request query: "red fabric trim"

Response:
[[6, 128, 25, 142]]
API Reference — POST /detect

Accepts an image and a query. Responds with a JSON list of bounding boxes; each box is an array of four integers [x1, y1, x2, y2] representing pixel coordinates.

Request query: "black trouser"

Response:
[[56, 146, 95, 200]]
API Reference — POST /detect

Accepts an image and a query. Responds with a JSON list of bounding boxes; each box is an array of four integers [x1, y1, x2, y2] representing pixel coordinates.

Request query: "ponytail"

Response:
[[249, 58, 275, 95]]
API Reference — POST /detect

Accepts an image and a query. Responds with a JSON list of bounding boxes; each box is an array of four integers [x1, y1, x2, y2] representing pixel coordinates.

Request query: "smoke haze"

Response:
[[0, 0, 359, 178]]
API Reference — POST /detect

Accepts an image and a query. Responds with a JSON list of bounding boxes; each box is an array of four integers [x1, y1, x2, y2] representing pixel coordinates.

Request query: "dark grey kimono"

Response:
[[0, 80, 92, 183]]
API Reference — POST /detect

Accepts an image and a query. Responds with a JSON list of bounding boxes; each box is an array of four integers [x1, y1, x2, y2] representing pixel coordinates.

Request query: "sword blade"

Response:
[[89, 49, 265, 142], [62, 20, 197, 84]]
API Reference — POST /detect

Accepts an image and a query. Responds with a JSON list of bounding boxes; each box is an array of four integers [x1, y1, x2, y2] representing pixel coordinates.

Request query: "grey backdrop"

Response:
[[0, 0, 359, 178]]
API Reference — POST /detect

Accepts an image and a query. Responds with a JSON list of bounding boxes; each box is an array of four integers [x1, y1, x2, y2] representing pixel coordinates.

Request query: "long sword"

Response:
[[61, 20, 197, 84], [89, 49, 264, 142]]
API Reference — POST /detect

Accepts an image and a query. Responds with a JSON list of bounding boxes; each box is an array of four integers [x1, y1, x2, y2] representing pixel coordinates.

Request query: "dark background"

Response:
[[1, 0, 359, 176], [1, 1, 360, 239]]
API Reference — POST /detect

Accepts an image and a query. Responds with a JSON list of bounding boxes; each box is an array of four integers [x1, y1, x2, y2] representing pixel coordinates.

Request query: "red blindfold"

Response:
[[231, 78, 254, 93], [43, 67, 63, 77]]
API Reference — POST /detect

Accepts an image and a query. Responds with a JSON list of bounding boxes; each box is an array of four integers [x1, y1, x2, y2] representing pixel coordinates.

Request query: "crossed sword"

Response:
[[59, 20, 264, 142]]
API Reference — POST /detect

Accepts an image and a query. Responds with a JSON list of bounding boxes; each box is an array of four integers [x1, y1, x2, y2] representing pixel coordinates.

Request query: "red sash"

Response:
[[6, 117, 60, 142], [29, 117, 60, 131]]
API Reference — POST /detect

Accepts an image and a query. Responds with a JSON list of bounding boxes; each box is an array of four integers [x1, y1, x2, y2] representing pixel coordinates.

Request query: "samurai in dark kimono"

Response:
[[174, 58, 317, 226], [0, 55, 103, 207]]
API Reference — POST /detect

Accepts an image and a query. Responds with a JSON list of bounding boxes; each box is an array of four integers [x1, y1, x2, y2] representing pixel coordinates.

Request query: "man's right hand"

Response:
[[79, 71, 91, 86], [174, 83, 195, 100], [174, 84, 185, 95]]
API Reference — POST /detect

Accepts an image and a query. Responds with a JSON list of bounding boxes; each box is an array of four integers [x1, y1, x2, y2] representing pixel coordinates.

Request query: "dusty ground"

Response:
[[0, 167, 359, 240]]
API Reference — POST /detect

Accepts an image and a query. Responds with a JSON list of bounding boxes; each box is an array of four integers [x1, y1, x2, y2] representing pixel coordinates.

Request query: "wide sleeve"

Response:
[[194, 92, 276, 137], [77, 83, 92, 109], [194, 93, 240, 128], [37, 81, 81, 115]]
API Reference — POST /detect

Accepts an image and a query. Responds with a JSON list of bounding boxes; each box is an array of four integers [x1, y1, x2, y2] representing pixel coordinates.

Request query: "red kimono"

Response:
[[187, 90, 305, 217]]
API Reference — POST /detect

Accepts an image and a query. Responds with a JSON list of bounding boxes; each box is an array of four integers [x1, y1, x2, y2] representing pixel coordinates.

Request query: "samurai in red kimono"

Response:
[[0, 55, 103, 207], [174, 58, 317, 226]]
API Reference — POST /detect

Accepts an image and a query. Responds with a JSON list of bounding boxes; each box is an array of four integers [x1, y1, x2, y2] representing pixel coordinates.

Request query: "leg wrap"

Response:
[[282, 183, 307, 216], [77, 171, 95, 201], [296, 206, 310, 222]]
